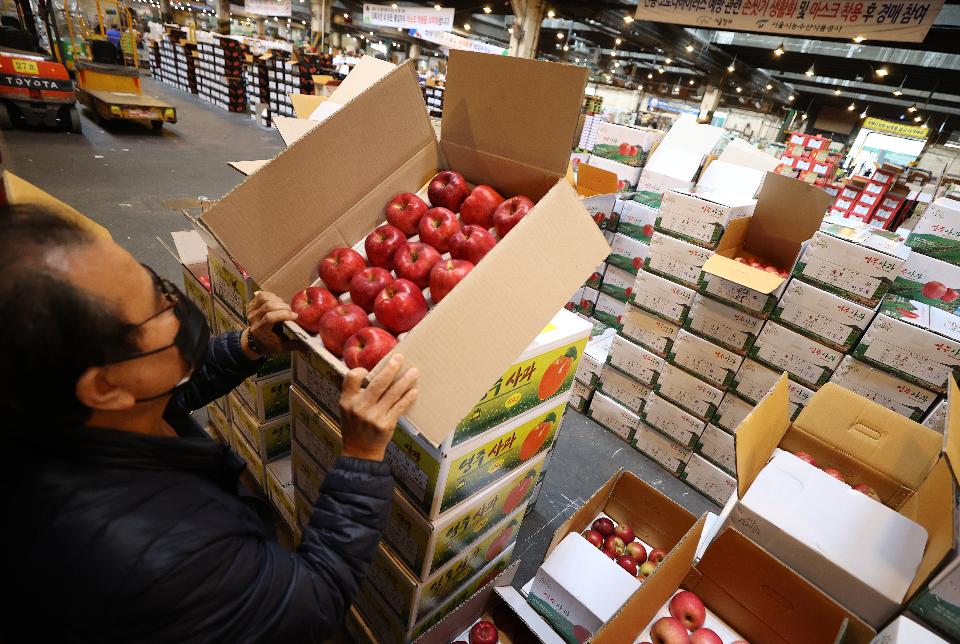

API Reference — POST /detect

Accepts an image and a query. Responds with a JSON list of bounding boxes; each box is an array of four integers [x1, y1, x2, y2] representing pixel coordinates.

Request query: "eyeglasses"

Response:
[[136, 263, 182, 327]]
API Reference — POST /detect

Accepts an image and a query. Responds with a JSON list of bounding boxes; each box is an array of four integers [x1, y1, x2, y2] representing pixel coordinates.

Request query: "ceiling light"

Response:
[[507, 26, 513, 33], [434, 3, 442, 9], [773, 42, 784, 56], [801, 113, 807, 120], [547, 9, 557, 18], [875, 67, 889, 77], [908, 103, 918, 112], [575, 57, 580, 63], [464, 23, 470, 30], [788, 95, 795, 101], [342, 12, 348, 18], [727, 62, 735, 72], [658, 67, 664, 74], [914, 115, 923, 122], [765, 84, 772, 90], [805, 64, 815, 77], [848, 102, 856, 111], [834, 88, 841, 95], [563, 45, 568, 51], [555, 43, 560, 49], [614, 62, 619, 67], [664, 57, 672, 64], [624, 15, 634, 23], [860, 108, 868, 118], [685, 44, 694, 52], [483, 5, 492, 13], [893, 88, 903, 96], [557, 32, 564, 39], [853, 35, 865, 43], [689, 79, 694, 85], [391, 2, 397, 7], [615, 37, 622, 45], [647, 72, 653, 79]]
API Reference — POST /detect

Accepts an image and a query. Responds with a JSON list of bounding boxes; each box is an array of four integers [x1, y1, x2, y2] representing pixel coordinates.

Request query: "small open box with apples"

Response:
[[697, 173, 832, 317], [198, 52, 609, 451], [722, 374, 959, 627], [590, 526, 875, 644]]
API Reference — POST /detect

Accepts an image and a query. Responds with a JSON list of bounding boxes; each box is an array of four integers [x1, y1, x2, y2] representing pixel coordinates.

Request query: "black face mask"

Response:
[[102, 264, 211, 402]]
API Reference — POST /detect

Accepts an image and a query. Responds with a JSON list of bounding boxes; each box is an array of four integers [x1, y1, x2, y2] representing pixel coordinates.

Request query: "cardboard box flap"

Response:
[[324, 55, 396, 107], [169, 230, 208, 267], [380, 179, 609, 447], [442, 51, 587, 180], [2, 171, 111, 240], [494, 586, 567, 644], [901, 457, 957, 599], [696, 161, 765, 202], [736, 374, 792, 497], [200, 62, 437, 298], [717, 138, 782, 172], [701, 253, 784, 294], [273, 115, 319, 146], [576, 164, 619, 197], [290, 92, 327, 119], [792, 383, 943, 489], [945, 377, 960, 483], [745, 172, 831, 268], [227, 160, 269, 176]]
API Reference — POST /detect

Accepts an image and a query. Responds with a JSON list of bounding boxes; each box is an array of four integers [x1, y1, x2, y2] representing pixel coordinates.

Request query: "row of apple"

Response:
[[793, 451, 882, 501], [583, 517, 667, 580], [642, 591, 748, 644], [289, 170, 536, 370]]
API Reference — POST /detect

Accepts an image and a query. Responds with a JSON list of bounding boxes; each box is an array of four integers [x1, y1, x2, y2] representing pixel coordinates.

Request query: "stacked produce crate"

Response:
[[421, 81, 444, 118], [195, 37, 248, 113], [151, 30, 197, 95], [777, 131, 842, 185]]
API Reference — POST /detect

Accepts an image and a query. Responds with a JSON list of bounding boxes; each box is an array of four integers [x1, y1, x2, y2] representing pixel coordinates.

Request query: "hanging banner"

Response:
[[245, 0, 291, 17], [635, 0, 944, 43], [862, 117, 929, 139], [410, 29, 509, 56], [363, 3, 454, 30]]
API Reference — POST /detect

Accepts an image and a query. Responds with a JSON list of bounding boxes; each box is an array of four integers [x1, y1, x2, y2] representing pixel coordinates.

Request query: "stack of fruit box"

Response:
[[585, 122, 661, 193], [569, 325, 617, 415]]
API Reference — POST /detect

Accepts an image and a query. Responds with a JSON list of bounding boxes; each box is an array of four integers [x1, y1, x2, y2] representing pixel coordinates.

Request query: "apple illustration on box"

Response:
[[539, 347, 578, 400], [503, 470, 536, 514], [518, 412, 556, 461]]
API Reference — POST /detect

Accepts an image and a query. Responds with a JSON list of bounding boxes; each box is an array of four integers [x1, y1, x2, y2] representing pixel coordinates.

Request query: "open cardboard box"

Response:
[[722, 374, 958, 627], [158, 230, 214, 327], [698, 172, 832, 317], [199, 52, 609, 451], [592, 526, 875, 643]]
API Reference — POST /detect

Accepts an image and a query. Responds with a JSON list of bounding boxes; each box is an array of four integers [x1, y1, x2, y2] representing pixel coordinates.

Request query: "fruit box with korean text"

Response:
[[732, 358, 814, 417], [633, 422, 693, 476], [639, 392, 707, 450], [162, 230, 214, 328], [574, 327, 616, 387], [588, 390, 640, 443], [212, 299, 291, 379], [890, 250, 960, 315], [721, 375, 958, 627], [653, 361, 725, 422], [922, 397, 947, 433], [599, 264, 636, 303], [227, 392, 291, 462], [748, 320, 842, 389], [591, 526, 875, 644], [680, 453, 736, 506], [265, 457, 295, 532], [199, 52, 609, 453], [629, 271, 696, 326], [771, 278, 878, 352], [592, 292, 625, 330], [645, 232, 714, 290], [698, 173, 832, 317], [599, 363, 651, 414], [829, 355, 938, 422], [591, 122, 653, 168], [606, 233, 650, 276], [872, 616, 949, 643], [905, 197, 960, 266], [695, 423, 736, 476], [207, 402, 230, 443], [852, 295, 960, 394], [231, 423, 265, 486], [711, 391, 753, 435], [656, 190, 756, 249], [616, 198, 658, 243], [669, 329, 743, 390], [206, 242, 260, 322], [587, 154, 641, 191], [683, 293, 763, 355], [608, 333, 664, 388], [581, 193, 617, 230], [620, 304, 679, 358]]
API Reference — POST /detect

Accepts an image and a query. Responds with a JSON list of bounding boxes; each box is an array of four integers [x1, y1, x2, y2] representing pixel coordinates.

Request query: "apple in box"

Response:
[[394, 241, 442, 289], [460, 185, 504, 229], [365, 224, 406, 270], [349, 267, 394, 313], [318, 247, 367, 294], [419, 207, 461, 253], [290, 286, 338, 333], [385, 192, 429, 236]]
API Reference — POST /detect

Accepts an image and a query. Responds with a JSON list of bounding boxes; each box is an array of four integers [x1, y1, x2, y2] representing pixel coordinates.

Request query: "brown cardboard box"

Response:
[[1, 171, 111, 240], [199, 52, 609, 450]]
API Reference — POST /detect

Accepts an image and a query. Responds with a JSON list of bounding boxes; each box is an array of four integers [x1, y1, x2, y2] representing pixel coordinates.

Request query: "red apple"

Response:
[[854, 483, 881, 501], [614, 523, 635, 544], [429, 259, 474, 304], [493, 195, 534, 238], [290, 286, 337, 334], [601, 545, 619, 560], [626, 541, 647, 564], [572, 625, 591, 644], [460, 184, 504, 228], [394, 242, 442, 289], [650, 616, 691, 644], [618, 142, 632, 155], [450, 225, 497, 264], [638, 561, 656, 577], [794, 451, 817, 467], [428, 170, 470, 212], [342, 327, 397, 371], [419, 207, 461, 253], [823, 467, 846, 483], [365, 224, 406, 270], [764, 265, 779, 273], [349, 267, 394, 313], [690, 629, 722, 644], [642, 224, 655, 238], [779, 269, 791, 278], [469, 620, 498, 644], [318, 247, 367, 293], [385, 192, 429, 236], [669, 590, 706, 630], [592, 517, 615, 538], [922, 281, 947, 300], [374, 279, 428, 334], [616, 555, 638, 576], [648, 548, 666, 564], [943, 288, 959, 303], [318, 304, 369, 357], [604, 535, 626, 556], [583, 529, 604, 548]]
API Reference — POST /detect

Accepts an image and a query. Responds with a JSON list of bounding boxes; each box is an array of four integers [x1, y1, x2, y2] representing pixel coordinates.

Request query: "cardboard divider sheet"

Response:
[[901, 457, 957, 598], [575, 163, 619, 197], [735, 374, 792, 497]]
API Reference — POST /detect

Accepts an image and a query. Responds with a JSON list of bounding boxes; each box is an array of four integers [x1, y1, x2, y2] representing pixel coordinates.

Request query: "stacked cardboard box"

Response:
[[195, 37, 247, 113], [151, 32, 197, 95], [586, 122, 663, 192], [421, 82, 444, 118]]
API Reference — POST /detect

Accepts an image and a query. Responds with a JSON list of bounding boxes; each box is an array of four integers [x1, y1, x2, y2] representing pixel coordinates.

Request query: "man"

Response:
[[0, 204, 418, 642], [106, 23, 121, 47]]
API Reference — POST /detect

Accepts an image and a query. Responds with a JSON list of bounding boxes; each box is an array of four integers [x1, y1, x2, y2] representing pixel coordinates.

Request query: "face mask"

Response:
[[102, 265, 211, 402]]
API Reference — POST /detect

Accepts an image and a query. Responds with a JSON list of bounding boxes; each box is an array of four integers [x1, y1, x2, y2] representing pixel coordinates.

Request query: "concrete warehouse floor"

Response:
[[1, 77, 718, 595]]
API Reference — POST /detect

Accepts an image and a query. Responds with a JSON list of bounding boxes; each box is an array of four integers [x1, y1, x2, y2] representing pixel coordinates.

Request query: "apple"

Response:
[[625, 541, 647, 564], [614, 523, 635, 544], [428, 170, 470, 212], [318, 304, 369, 357], [318, 247, 367, 293], [823, 467, 846, 483], [374, 278, 428, 334], [854, 483, 881, 501], [450, 225, 497, 264], [650, 616, 691, 644], [618, 142, 632, 155], [342, 327, 397, 371], [469, 620, 498, 644], [572, 625, 591, 644], [592, 517, 615, 538], [690, 628, 722, 644], [349, 267, 394, 313], [604, 535, 626, 556], [778, 269, 791, 278], [429, 259, 474, 304], [419, 207, 461, 253], [290, 286, 337, 334], [764, 265, 779, 273], [365, 224, 406, 270], [493, 195, 534, 238], [943, 288, 959, 303], [601, 545, 619, 560], [922, 280, 947, 300], [583, 529, 604, 548], [794, 451, 817, 467], [385, 192, 429, 236], [669, 591, 706, 630], [394, 242, 442, 289], [460, 184, 504, 228], [616, 555, 638, 576], [639, 561, 656, 577], [198, 274, 211, 290], [648, 548, 667, 564]]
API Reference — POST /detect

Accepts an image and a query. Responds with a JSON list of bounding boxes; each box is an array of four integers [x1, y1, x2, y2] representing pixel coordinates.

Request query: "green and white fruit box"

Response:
[[265, 458, 296, 532], [630, 190, 664, 210], [890, 250, 960, 315], [588, 390, 640, 443], [616, 199, 658, 243], [794, 228, 909, 307], [645, 232, 715, 289], [679, 453, 736, 506], [599, 264, 637, 303], [852, 296, 960, 393], [207, 402, 230, 443], [711, 391, 754, 434], [574, 327, 617, 387], [697, 270, 784, 317], [905, 196, 960, 265], [630, 269, 696, 326], [639, 392, 708, 450], [582, 193, 618, 230], [771, 278, 877, 352], [669, 329, 743, 390], [684, 294, 763, 355], [584, 264, 606, 290], [656, 190, 755, 250], [731, 358, 814, 419], [654, 361, 725, 422], [213, 299, 291, 379], [207, 243, 259, 322], [579, 286, 599, 316], [231, 423, 265, 487], [291, 348, 343, 420], [591, 121, 650, 168], [747, 321, 842, 389], [607, 233, 650, 275], [599, 362, 652, 414], [236, 369, 291, 423], [632, 421, 692, 476], [592, 292, 626, 330], [829, 355, 938, 422], [695, 423, 736, 476], [608, 333, 665, 388], [180, 264, 214, 329], [873, 614, 952, 644], [228, 392, 291, 462], [586, 154, 642, 191], [620, 303, 679, 358], [921, 398, 947, 434]]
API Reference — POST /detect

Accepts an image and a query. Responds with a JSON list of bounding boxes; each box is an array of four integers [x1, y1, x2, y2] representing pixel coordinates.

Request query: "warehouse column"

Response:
[[216, 0, 230, 34], [310, 0, 330, 50], [256, 16, 265, 36], [698, 84, 721, 123], [159, 0, 172, 23], [409, 42, 420, 60], [508, 0, 544, 59]]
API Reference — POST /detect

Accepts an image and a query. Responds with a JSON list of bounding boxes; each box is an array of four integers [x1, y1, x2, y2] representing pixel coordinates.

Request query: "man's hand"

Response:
[[339, 355, 419, 462], [243, 291, 304, 358]]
